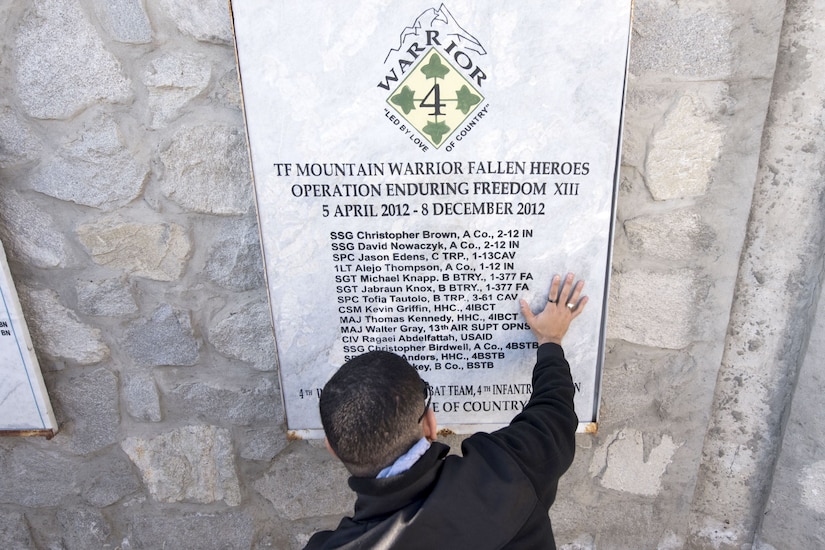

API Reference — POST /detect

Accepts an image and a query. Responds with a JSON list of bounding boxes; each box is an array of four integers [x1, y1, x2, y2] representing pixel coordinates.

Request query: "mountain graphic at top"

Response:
[[384, 3, 486, 64]]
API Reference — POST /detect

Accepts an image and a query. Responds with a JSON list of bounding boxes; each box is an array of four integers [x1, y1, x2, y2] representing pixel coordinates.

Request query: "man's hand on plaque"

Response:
[[519, 273, 587, 346]]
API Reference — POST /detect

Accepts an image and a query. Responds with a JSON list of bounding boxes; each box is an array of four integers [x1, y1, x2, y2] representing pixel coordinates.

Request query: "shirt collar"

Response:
[[376, 437, 432, 479]]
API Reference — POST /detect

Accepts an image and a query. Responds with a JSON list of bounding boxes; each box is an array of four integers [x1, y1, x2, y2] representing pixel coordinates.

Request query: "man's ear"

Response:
[[422, 408, 438, 442], [325, 437, 338, 458]]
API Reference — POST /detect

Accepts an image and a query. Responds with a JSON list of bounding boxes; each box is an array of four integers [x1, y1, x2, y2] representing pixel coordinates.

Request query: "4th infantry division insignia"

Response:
[[379, 5, 488, 152], [387, 48, 483, 149]]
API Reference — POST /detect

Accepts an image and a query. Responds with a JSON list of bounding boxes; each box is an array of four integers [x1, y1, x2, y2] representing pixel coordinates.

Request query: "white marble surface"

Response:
[[232, 1, 632, 434], [0, 240, 57, 434]]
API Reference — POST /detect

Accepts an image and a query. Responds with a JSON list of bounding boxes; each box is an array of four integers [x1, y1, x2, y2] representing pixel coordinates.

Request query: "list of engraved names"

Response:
[[276, 159, 590, 421]]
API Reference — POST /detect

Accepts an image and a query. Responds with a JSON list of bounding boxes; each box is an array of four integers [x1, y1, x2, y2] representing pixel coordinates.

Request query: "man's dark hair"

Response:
[[320, 351, 426, 477]]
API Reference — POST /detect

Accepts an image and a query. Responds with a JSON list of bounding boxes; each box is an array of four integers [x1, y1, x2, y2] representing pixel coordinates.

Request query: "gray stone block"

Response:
[[125, 509, 254, 550], [619, 87, 678, 171], [0, 191, 68, 268], [0, 444, 74, 507], [629, 3, 734, 78], [18, 286, 109, 364], [166, 375, 281, 426], [0, 106, 42, 167], [255, 443, 353, 520], [77, 216, 191, 281], [607, 269, 699, 349], [121, 425, 241, 506], [122, 370, 162, 422], [79, 451, 142, 507], [57, 506, 111, 549], [14, 0, 132, 119], [645, 93, 724, 201], [76, 278, 139, 317], [210, 301, 277, 371], [94, 0, 152, 44], [158, 0, 232, 44], [217, 67, 243, 110], [0, 511, 33, 549], [28, 113, 147, 209], [600, 349, 706, 428], [238, 425, 288, 461], [0, 444, 137, 507], [159, 125, 253, 215], [624, 208, 717, 261], [205, 217, 265, 291], [123, 304, 199, 367], [144, 52, 211, 128], [51, 367, 120, 454]]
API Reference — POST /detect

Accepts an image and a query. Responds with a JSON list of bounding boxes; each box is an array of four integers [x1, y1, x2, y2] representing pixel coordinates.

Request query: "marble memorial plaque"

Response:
[[0, 240, 57, 436], [231, 1, 632, 435]]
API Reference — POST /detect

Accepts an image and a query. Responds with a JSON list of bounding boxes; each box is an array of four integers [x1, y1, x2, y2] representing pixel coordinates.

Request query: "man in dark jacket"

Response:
[[306, 273, 587, 549]]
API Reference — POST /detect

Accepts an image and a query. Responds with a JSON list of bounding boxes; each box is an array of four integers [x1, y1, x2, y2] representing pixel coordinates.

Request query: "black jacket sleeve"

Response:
[[481, 343, 578, 503]]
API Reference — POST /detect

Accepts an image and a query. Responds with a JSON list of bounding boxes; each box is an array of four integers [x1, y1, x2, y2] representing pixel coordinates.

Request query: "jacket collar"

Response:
[[347, 442, 450, 520]]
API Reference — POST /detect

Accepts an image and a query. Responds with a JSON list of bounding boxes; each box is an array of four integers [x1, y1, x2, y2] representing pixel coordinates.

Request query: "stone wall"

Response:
[[0, 0, 822, 549]]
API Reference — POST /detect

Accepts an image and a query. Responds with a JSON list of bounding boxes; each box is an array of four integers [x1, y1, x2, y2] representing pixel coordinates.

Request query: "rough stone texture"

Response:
[[51, 367, 120, 454], [28, 113, 147, 209], [0, 445, 79, 507], [0, 511, 33, 549], [255, 443, 354, 520], [144, 52, 211, 128], [76, 277, 139, 317], [688, 0, 825, 545], [0, 444, 139, 507], [624, 209, 717, 261], [125, 510, 255, 550], [216, 66, 243, 110], [598, 349, 705, 427], [121, 425, 241, 506], [159, 125, 253, 214], [205, 217, 266, 291], [607, 269, 699, 349], [619, 88, 675, 171], [13, 0, 132, 119], [0, 106, 42, 166], [57, 506, 111, 549], [756, 264, 825, 548], [800, 461, 825, 514], [589, 428, 680, 496], [238, 425, 289, 461], [122, 370, 162, 422], [210, 301, 277, 371], [123, 304, 199, 367], [158, 0, 233, 44], [645, 93, 725, 200], [558, 536, 597, 550], [545, 484, 659, 548], [0, 191, 68, 268], [77, 216, 191, 281], [79, 451, 142, 507], [18, 286, 109, 364], [165, 375, 281, 426], [93, 0, 152, 44], [629, 2, 734, 78]]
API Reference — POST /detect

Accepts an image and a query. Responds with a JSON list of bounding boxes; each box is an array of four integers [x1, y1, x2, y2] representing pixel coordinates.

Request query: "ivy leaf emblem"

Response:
[[422, 121, 450, 144], [455, 85, 481, 114], [390, 86, 416, 114], [420, 54, 450, 80]]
